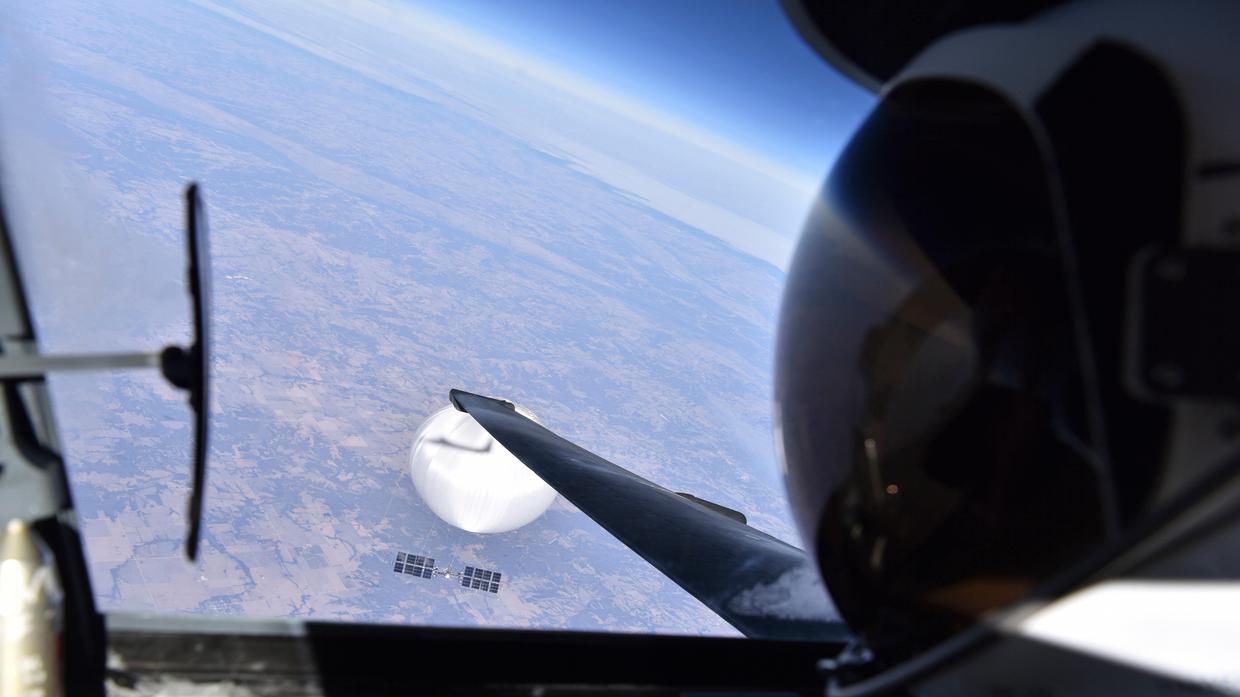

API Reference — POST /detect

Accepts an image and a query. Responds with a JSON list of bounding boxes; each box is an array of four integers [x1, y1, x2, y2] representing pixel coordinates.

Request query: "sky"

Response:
[[405, 0, 875, 185], [194, 0, 877, 267]]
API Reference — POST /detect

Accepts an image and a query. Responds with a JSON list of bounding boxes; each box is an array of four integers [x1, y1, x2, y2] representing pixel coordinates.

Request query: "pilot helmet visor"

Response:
[[775, 79, 1114, 662]]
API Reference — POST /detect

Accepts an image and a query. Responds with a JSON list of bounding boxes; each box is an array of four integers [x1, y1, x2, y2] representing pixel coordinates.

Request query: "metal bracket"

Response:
[[1129, 247, 1240, 401], [0, 183, 212, 563], [0, 351, 158, 379]]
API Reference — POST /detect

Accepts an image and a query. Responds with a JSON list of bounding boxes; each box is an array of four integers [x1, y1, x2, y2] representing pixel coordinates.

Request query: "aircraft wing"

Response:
[[449, 389, 849, 642]]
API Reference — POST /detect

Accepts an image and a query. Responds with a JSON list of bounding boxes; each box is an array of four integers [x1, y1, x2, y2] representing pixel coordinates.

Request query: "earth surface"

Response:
[[0, 0, 825, 637]]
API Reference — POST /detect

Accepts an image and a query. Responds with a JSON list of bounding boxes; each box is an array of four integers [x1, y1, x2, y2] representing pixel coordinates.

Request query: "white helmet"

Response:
[[775, 0, 1240, 688]]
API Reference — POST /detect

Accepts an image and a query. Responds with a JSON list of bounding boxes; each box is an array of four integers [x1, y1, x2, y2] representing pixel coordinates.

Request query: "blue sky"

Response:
[[406, 0, 874, 183]]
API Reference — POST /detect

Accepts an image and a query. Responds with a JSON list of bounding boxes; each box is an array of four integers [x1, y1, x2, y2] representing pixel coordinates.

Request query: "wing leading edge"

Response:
[[449, 389, 849, 642]]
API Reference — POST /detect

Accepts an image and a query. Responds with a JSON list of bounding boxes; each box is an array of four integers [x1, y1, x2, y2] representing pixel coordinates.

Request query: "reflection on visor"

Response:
[[776, 80, 1108, 663]]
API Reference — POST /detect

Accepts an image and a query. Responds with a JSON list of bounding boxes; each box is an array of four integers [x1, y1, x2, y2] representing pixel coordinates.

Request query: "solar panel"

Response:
[[460, 565, 502, 593], [394, 551, 435, 580], [397, 555, 502, 592]]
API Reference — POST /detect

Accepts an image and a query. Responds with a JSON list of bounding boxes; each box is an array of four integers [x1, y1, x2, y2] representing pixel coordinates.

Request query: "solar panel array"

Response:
[[393, 551, 434, 579], [391, 552, 504, 593], [461, 566, 501, 593]]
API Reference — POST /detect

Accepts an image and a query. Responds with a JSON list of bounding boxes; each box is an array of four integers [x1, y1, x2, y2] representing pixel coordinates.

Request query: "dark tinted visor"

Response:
[[776, 80, 1111, 661]]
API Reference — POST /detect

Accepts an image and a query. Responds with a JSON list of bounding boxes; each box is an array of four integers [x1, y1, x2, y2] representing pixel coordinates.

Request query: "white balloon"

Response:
[[409, 405, 557, 533]]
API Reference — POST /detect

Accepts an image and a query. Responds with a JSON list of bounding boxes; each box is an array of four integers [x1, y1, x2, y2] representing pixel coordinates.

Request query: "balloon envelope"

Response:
[[409, 405, 557, 533]]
